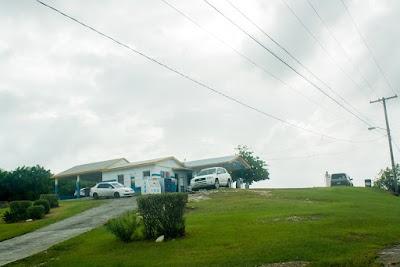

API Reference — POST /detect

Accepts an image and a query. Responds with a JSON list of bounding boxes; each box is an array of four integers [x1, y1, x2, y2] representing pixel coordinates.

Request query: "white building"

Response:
[[53, 155, 250, 196]]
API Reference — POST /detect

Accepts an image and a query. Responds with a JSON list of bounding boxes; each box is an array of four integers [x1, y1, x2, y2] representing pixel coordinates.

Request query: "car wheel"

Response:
[[214, 179, 220, 189], [114, 192, 120, 198], [226, 179, 231, 188], [93, 193, 99, 200]]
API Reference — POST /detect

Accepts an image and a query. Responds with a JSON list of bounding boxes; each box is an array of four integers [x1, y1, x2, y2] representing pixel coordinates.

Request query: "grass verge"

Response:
[[8, 187, 400, 266], [0, 198, 108, 241]]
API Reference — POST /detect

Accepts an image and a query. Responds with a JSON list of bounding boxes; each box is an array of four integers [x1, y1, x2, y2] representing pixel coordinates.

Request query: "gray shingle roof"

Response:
[[53, 158, 128, 178], [105, 156, 182, 172]]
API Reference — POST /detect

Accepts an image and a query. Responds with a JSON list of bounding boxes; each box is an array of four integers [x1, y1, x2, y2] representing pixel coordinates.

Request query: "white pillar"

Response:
[[325, 171, 331, 187]]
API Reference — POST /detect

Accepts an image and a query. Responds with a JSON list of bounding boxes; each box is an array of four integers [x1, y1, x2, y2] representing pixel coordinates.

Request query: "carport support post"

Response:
[[54, 178, 58, 195], [76, 175, 80, 199]]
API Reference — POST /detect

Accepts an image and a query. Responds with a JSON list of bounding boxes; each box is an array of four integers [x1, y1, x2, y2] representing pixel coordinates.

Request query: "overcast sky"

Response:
[[1, 0, 400, 188]]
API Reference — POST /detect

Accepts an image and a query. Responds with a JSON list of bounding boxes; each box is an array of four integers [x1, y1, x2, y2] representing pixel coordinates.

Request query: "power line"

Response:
[[306, 0, 379, 99], [161, 0, 327, 111], [205, 0, 374, 128], [35, 0, 368, 143], [282, 0, 384, 129], [281, 0, 376, 102], [281, 0, 384, 125], [340, 0, 398, 96]]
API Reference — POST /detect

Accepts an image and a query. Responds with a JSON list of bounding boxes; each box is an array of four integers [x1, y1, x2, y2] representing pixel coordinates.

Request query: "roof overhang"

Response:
[[185, 155, 251, 172]]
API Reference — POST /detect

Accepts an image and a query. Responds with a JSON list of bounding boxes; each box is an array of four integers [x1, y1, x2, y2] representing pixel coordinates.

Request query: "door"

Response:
[[217, 168, 228, 186]]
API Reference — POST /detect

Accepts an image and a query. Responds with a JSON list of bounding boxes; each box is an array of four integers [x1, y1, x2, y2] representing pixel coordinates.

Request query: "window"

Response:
[[143, 171, 150, 179], [217, 168, 226, 174], [198, 168, 217, 176], [117, 174, 124, 184], [331, 173, 346, 180], [111, 182, 124, 188]]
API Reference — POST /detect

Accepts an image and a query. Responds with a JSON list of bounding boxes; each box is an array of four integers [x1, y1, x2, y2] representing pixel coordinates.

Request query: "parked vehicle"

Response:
[[90, 182, 134, 199], [190, 167, 232, 190], [74, 187, 91, 197], [331, 173, 353, 186]]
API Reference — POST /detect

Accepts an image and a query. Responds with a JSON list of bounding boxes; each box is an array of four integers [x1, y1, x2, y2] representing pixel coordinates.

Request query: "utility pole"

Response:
[[370, 95, 398, 193]]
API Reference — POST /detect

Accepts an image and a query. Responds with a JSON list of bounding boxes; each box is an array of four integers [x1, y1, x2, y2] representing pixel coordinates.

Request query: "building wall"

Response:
[[102, 165, 156, 187], [102, 159, 181, 192]]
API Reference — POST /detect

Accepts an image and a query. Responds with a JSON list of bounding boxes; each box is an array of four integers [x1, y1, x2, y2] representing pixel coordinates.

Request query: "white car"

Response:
[[90, 182, 134, 199], [74, 187, 91, 198], [190, 167, 232, 191]]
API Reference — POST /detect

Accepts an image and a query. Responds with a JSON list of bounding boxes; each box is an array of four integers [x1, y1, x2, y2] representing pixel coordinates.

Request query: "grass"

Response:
[[0, 198, 108, 241], [8, 187, 400, 266]]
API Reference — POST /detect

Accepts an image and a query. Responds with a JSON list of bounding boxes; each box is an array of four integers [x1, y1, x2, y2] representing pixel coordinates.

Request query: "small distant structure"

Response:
[[325, 171, 331, 187]]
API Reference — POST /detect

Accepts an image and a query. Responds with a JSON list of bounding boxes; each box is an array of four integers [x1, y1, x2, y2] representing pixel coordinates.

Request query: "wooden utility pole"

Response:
[[370, 95, 398, 193]]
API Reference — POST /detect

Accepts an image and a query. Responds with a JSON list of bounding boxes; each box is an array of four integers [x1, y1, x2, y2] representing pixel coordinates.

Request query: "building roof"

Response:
[[53, 155, 249, 179], [105, 156, 183, 172], [185, 155, 251, 170], [52, 158, 129, 178]]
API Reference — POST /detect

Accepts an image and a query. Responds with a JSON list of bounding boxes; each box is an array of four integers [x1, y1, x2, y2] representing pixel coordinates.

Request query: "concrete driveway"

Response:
[[0, 197, 138, 266]]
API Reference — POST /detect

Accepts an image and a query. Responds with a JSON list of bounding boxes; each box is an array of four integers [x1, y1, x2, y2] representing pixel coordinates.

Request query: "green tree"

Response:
[[4, 165, 53, 201], [0, 169, 10, 201], [374, 164, 399, 192], [230, 145, 270, 185]]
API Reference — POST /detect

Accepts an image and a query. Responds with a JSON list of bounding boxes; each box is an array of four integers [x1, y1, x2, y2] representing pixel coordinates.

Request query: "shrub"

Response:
[[106, 211, 140, 242], [27, 205, 45, 220], [40, 194, 59, 208], [33, 199, 51, 214], [3, 210, 19, 223], [9, 200, 32, 221], [137, 193, 188, 240]]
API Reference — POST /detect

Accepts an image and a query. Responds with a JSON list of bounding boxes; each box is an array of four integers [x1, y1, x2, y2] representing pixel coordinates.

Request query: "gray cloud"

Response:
[[0, 0, 398, 188]]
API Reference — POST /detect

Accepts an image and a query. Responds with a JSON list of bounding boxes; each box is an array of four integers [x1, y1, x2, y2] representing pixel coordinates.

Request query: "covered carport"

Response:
[[52, 158, 129, 198]]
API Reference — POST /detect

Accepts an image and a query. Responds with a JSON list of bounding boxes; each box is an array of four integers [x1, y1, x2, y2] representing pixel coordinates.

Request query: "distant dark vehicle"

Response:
[[331, 173, 353, 186]]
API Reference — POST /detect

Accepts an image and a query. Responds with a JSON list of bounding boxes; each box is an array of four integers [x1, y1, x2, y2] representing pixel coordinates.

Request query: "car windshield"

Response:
[[111, 182, 124, 188], [331, 173, 346, 180], [197, 168, 216, 176]]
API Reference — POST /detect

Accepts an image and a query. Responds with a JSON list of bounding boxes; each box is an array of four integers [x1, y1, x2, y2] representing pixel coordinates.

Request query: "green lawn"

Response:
[[8, 187, 400, 266], [0, 198, 108, 242]]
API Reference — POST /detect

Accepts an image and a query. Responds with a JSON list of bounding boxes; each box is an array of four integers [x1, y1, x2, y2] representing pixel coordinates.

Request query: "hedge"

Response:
[[137, 193, 188, 239], [3, 200, 33, 223], [40, 194, 59, 208], [33, 199, 51, 214], [27, 205, 45, 220], [10, 200, 32, 220]]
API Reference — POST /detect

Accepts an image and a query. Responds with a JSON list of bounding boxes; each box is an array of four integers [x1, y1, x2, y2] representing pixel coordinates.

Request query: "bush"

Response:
[[27, 205, 45, 220], [137, 193, 188, 240], [374, 165, 400, 192], [3, 210, 19, 223], [106, 211, 140, 242], [33, 199, 51, 214], [9, 200, 33, 221], [40, 194, 59, 208]]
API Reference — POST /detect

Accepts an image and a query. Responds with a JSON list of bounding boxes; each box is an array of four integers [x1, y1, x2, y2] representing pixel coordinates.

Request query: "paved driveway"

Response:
[[0, 197, 138, 266]]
